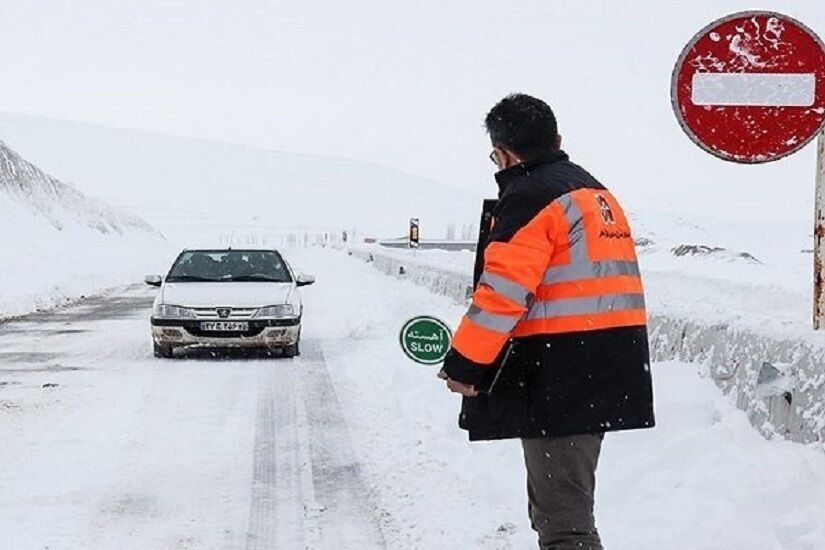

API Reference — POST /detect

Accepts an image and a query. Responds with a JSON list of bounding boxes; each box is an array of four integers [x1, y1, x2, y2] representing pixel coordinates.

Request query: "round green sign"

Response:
[[399, 316, 453, 365]]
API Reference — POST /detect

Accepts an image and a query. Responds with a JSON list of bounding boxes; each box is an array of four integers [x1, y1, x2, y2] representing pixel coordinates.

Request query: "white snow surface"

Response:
[[0, 140, 170, 318], [1, 247, 825, 549]]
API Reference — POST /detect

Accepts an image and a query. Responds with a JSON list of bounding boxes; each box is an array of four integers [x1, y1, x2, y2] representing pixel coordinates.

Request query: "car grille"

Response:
[[185, 326, 267, 338], [190, 307, 257, 320]]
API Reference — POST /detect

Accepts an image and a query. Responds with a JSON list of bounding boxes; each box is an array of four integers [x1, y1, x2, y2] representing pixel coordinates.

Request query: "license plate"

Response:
[[200, 321, 249, 332]]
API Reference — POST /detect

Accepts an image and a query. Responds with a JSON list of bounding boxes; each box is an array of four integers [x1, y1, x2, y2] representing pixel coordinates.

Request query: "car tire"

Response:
[[282, 341, 300, 358], [153, 342, 175, 359]]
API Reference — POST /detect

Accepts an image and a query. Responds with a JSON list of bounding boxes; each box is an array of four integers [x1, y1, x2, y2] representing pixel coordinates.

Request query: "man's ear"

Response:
[[501, 148, 522, 168], [555, 134, 563, 149]]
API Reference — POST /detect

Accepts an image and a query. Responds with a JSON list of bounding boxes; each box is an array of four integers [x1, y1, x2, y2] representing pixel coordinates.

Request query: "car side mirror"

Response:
[[296, 274, 316, 287], [145, 275, 163, 287]]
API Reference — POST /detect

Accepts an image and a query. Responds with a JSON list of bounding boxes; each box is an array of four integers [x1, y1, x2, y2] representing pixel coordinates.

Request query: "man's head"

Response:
[[485, 93, 562, 171]]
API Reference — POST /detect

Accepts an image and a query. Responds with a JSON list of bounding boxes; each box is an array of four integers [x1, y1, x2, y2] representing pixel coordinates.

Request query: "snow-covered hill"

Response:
[[0, 113, 481, 244], [0, 140, 168, 317], [0, 140, 155, 235]]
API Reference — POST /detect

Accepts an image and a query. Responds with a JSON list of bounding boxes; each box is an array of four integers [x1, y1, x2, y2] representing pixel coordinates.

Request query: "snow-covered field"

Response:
[[2, 247, 824, 550]]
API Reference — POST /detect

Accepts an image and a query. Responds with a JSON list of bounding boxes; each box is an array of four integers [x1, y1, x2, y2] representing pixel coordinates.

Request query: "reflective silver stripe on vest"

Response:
[[524, 292, 646, 321], [478, 271, 533, 306], [558, 193, 588, 263], [466, 305, 521, 333], [543, 260, 640, 284]]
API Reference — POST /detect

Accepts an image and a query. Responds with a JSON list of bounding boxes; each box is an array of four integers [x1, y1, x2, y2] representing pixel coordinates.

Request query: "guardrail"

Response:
[[377, 240, 477, 252], [348, 247, 825, 449]]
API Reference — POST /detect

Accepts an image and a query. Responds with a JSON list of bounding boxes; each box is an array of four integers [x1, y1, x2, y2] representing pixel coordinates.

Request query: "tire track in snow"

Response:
[[246, 341, 385, 549], [301, 341, 386, 549], [245, 366, 282, 549], [246, 356, 306, 549]]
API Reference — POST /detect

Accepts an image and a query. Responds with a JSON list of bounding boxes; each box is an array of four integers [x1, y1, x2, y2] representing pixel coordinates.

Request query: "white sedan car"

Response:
[[146, 248, 314, 358]]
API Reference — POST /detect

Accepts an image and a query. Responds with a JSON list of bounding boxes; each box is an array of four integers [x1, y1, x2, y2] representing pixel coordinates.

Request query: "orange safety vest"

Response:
[[452, 188, 645, 365]]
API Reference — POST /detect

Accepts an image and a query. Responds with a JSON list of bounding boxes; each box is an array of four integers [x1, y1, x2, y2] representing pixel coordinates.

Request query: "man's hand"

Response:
[[438, 369, 479, 397]]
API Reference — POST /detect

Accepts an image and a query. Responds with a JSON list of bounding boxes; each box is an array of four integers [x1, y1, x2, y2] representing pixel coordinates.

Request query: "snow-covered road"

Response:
[[2, 248, 825, 549], [246, 339, 384, 549], [0, 282, 384, 549]]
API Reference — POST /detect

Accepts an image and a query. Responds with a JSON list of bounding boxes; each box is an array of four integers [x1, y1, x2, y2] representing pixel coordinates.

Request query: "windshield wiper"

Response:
[[228, 276, 288, 283], [166, 275, 220, 282]]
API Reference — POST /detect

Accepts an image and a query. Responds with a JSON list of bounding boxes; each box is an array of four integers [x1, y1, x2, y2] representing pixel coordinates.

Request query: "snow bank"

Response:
[[348, 248, 474, 304], [0, 140, 171, 318], [347, 245, 825, 450]]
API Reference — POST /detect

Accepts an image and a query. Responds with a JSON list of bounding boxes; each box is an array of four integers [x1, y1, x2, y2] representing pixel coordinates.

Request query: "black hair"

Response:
[[484, 93, 559, 160]]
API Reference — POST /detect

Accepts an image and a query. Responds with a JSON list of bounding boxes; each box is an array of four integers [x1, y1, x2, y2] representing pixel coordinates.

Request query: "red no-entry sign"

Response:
[[672, 11, 825, 163]]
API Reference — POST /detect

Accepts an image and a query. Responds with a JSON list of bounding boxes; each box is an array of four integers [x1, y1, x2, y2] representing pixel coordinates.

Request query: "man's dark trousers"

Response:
[[521, 433, 604, 550]]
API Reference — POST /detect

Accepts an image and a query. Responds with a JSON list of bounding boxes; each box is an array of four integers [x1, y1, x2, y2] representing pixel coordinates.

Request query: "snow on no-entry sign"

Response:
[[672, 11, 825, 163]]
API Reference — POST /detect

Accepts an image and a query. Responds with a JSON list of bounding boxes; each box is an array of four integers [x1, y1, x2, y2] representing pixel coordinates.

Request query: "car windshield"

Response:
[[166, 250, 293, 283]]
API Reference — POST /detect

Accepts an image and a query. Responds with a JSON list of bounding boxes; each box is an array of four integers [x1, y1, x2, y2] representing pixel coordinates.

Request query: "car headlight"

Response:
[[153, 304, 195, 319], [254, 304, 296, 319]]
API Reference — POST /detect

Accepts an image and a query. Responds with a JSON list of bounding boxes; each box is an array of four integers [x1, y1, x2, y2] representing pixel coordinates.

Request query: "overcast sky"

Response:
[[1, 0, 824, 221]]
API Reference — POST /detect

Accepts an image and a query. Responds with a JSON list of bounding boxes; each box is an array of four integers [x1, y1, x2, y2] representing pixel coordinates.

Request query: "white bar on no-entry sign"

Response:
[[692, 73, 816, 107]]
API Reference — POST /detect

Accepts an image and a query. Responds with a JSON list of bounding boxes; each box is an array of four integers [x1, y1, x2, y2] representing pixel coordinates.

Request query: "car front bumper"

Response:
[[151, 317, 301, 349]]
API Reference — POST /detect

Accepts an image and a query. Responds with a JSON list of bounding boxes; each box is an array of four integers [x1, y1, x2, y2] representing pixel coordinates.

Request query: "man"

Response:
[[439, 93, 655, 549]]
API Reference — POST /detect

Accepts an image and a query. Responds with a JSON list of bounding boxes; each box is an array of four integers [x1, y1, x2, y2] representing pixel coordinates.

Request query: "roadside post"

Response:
[[409, 218, 420, 249], [816, 130, 825, 328], [399, 316, 452, 365], [671, 11, 825, 328]]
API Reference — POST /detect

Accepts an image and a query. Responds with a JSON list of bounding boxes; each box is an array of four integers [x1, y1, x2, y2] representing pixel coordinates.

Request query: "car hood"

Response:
[[161, 282, 294, 308]]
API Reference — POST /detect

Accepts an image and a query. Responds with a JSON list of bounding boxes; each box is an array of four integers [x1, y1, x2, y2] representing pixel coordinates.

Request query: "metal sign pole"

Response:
[[814, 130, 825, 329]]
